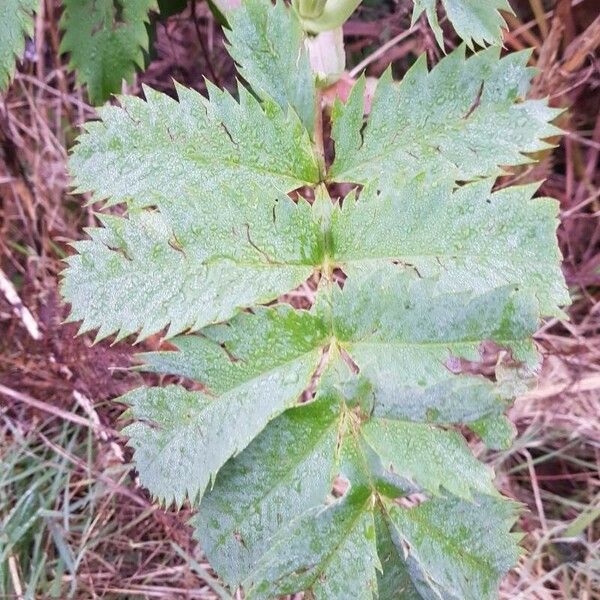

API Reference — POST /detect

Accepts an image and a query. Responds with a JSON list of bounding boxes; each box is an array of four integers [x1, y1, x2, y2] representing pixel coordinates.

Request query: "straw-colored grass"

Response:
[[1, 1, 598, 598]]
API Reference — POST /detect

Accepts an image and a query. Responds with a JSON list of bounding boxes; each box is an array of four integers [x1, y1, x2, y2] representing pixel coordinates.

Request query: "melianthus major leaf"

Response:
[[192, 393, 342, 588], [222, 396, 520, 600], [412, 0, 513, 48], [0, 0, 37, 91], [185, 279, 533, 595], [244, 488, 381, 600], [61, 0, 568, 597], [331, 180, 568, 317], [376, 494, 521, 599], [122, 305, 328, 506], [330, 268, 541, 426], [60, 0, 158, 104], [63, 84, 321, 340], [224, 0, 315, 133], [330, 47, 561, 189]]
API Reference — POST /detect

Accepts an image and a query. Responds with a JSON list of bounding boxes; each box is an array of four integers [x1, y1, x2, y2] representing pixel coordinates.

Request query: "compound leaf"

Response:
[[412, 0, 513, 48], [62, 2, 568, 597], [0, 0, 37, 91], [331, 47, 561, 188], [60, 0, 158, 104], [225, 0, 315, 133]]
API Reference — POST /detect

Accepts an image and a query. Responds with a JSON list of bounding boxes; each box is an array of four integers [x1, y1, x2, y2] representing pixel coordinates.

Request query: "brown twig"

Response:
[[193, 0, 221, 86]]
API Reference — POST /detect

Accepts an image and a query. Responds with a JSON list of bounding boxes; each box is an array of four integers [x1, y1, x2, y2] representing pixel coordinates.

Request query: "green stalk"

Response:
[[293, 0, 362, 33]]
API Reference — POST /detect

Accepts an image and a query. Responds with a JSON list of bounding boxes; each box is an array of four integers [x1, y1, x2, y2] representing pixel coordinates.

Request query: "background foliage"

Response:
[[0, 0, 599, 598]]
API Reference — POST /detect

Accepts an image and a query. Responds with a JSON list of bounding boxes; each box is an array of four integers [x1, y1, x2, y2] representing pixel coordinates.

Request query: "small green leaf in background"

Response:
[[59, 0, 158, 104], [412, 0, 514, 48], [0, 0, 38, 91]]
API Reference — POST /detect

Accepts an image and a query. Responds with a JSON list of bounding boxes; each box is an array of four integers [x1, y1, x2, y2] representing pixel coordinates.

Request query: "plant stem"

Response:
[[296, 0, 363, 33], [314, 88, 326, 181]]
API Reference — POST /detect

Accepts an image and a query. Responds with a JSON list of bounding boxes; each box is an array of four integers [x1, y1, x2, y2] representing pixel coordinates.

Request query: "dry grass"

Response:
[[1, 0, 599, 598]]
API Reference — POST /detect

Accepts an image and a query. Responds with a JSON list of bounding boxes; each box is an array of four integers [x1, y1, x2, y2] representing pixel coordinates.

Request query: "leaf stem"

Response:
[[313, 87, 326, 181]]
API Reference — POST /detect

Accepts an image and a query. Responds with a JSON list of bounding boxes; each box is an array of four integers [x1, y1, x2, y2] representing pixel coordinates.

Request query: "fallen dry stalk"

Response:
[[0, 382, 114, 433], [0, 267, 41, 340]]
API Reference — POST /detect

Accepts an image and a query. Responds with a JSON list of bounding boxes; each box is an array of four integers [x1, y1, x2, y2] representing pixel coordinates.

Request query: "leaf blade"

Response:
[[330, 47, 560, 188], [412, 0, 513, 48], [331, 179, 568, 317], [384, 494, 521, 600], [244, 491, 380, 600], [225, 0, 315, 133], [361, 418, 496, 499], [193, 393, 342, 587], [61, 211, 319, 340], [63, 84, 322, 339], [121, 306, 327, 505]]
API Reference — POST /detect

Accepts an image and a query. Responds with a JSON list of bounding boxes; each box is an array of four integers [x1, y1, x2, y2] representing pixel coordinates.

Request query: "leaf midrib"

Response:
[[95, 141, 319, 190]]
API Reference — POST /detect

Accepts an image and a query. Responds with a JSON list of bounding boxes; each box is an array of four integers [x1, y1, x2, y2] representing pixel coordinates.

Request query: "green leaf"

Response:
[[68, 84, 319, 207], [383, 494, 521, 599], [62, 203, 321, 341], [60, 0, 158, 104], [330, 47, 561, 188], [412, 0, 513, 48], [225, 0, 315, 133], [332, 268, 542, 426], [62, 85, 321, 339], [192, 393, 342, 587], [331, 180, 569, 317], [361, 418, 496, 499], [62, 3, 568, 596], [121, 306, 328, 506], [140, 304, 329, 393], [0, 0, 37, 91], [244, 489, 380, 600]]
